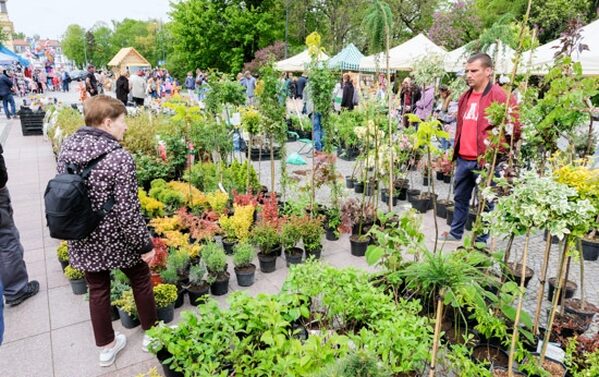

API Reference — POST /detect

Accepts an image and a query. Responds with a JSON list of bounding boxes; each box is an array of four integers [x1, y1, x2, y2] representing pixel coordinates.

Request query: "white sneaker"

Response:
[[142, 333, 152, 353], [99, 332, 127, 367]]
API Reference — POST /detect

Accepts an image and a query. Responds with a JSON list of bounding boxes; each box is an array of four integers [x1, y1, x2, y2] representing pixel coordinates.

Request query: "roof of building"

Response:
[[12, 39, 28, 46], [107, 47, 151, 67]]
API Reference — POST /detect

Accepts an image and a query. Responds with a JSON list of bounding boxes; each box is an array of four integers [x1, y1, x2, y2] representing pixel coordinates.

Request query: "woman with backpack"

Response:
[[55, 95, 157, 367]]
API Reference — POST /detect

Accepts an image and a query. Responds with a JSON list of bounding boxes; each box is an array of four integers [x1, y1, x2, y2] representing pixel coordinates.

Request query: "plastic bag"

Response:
[[287, 153, 306, 165]]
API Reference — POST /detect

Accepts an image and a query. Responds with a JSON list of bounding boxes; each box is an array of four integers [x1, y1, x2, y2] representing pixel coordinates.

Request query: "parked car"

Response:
[[68, 70, 88, 82]]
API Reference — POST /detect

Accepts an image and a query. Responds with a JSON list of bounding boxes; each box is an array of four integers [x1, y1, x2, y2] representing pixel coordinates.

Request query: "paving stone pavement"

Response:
[[0, 110, 597, 377]]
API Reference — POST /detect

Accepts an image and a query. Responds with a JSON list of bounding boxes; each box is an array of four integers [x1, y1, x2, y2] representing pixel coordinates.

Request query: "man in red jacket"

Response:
[[440, 53, 520, 243]]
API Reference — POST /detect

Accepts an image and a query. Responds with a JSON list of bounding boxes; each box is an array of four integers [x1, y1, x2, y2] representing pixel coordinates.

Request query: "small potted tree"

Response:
[[302, 215, 325, 259], [160, 249, 190, 308], [250, 221, 281, 273], [202, 242, 230, 296], [282, 216, 304, 267], [153, 283, 178, 323], [113, 289, 139, 329], [186, 262, 209, 305], [56, 241, 69, 272], [233, 242, 257, 287], [64, 265, 87, 295]]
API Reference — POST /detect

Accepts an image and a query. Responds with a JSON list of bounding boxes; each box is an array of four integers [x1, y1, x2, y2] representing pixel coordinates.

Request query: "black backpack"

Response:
[[44, 150, 118, 240]]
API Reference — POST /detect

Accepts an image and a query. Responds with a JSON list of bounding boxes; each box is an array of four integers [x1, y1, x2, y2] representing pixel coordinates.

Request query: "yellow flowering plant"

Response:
[[167, 181, 208, 210], [206, 191, 229, 215], [138, 188, 165, 218], [150, 216, 182, 235], [163, 230, 201, 258], [219, 204, 255, 241]]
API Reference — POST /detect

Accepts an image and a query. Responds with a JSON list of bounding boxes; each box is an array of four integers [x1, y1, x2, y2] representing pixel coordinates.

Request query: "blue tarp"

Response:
[[0, 45, 30, 67]]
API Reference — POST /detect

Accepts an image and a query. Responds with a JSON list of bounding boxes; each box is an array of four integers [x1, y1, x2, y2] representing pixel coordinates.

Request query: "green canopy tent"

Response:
[[328, 43, 364, 71]]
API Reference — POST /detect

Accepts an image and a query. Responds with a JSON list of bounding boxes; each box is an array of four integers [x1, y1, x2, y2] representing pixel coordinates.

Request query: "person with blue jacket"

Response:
[[0, 70, 16, 119]]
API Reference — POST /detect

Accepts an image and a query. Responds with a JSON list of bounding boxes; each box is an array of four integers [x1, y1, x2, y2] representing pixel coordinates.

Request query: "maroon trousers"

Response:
[[85, 261, 157, 347]]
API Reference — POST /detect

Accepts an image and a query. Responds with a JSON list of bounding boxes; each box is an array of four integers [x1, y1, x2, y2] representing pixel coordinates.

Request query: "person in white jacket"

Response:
[[129, 71, 147, 107]]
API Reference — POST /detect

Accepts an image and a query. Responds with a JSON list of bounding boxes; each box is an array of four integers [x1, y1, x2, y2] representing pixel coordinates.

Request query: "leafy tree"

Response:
[[111, 19, 162, 66], [428, 0, 483, 50], [12, 31, 26, 40], [243, 41, 287, 73], [61, 24, 87, 67], [90, 23, 115, 67], [169, 0, 284, 74], [529, 0, 591, 43]]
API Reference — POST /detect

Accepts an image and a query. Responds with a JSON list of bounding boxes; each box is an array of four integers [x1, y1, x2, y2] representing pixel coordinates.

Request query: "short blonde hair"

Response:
[[83, 95, 126, 127]]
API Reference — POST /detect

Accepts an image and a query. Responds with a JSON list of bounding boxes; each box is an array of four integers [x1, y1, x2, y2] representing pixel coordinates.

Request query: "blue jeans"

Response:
[[0, 279, 4, 345], [439, 137, 453, 150], [312, 112, 323, 151], [450, 157, 493, 243], [2, 94, 16, 118]]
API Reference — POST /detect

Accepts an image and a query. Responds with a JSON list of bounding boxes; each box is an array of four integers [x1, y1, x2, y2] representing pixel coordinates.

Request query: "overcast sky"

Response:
[[7, 0, 173, 40]]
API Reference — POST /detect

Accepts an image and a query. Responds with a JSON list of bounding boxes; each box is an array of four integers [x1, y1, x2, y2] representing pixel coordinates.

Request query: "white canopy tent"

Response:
[[275, 50, 330, 72], [359, 34, 446, 71], [445, 41, 516, 74], [525, 19, 599, 76]]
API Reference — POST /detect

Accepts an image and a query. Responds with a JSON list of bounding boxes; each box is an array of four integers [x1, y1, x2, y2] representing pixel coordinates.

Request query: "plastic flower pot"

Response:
[[465, 210, 476, 231], [69, 279, 88, 295], [258, 252, 277, 273], [547, 278, 577, 304], [345, 176, 355, 189], [59, 259, 69, 272], [354, 181, 365, 194], [443, 174, 451, 184], [446, 206, 454, 226], [174, 287, 186, 308], [349, 235, 370, 257], [528, 353, 567, 377], [506, 262, 535, 288], [563, 298, 599, 322], [222, 238, 237, 255], [471, 343, 509, 368], [234, 264, 256, 287], [157, 303, 175, 324], [407, 189, 421, 203], [305, 245, 322, 259], [210, 272, 230, 296], [187, 282, 210, 305], [411, 197, 429, 213], [325, 227, 339, 241], [422, 175, 430, 186], [117, 308, 140, 329], [436, 199, 451, 219], [285, 247, 304, 267], [426, 193, 438, 210], [581, 237, 599, 261], [156, 349, 184, 377], [110, 305, 120, 321], [436, 171, 445, 181]]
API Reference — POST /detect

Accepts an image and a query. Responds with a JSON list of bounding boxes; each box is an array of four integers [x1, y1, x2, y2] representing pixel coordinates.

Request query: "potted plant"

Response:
[[281, 216, 304, 267], [113, 289, 140, 329], [187, 262, 210, 305], [232, 242, 257, 287], [218, 204, 255, 254], [153, 283, 178, 323], [56, 241, 69, 272], [64, 265, 87, 295], [110, 276, 130, 322], [249, 221, 281, 273], [148, 237, 169, 286], [202, 242, 230, 296], [160, 249, 190, 308], [302, 215, 325, 259], [323, 207, 341, 241]]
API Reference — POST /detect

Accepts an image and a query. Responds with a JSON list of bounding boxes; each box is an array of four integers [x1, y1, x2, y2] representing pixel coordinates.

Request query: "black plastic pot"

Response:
[[407, 189, 421, 203], [59, 259, 69, 272], [222, 238, 237, 255], [157, 304, 175, 324], [397, 186, 408, 200], [436, 171, 445, 181], [465, 210, 476, 231], [506, 263, 534, 288], [581, 238, 599, 261], [305, 245, 322, 259], [426, 193, 439, 210], [210, 273, 230, 296], [345, 176, 355, 189], [547, 277, 577, 304], [380, 189, 399, 206], [446, 206, 455, 226], [117, 308, 140, 329], [563, 298, 599, 322], [187, 283, 210, 305], [354, 181, 365, 194], [110, 305, 120, 321], [174, 288, 185, 308], [544, 229, 560, 244], [423, 175, 430, 186], [443, 174, 451, 184], [350, 235, 370, 257], [351, 222, 373, 236], [325, 228, 339, 241], [69, 279, 87, 295], [471, 343, 509, 368], [436, 200, 451, 219], [258, 252, 277, 273], [528, 353, 567, 377], [234, 264, 256, 287], [156, 349, 184, 377], [411, 197, 430, 213], [285, 247, 304, 267]]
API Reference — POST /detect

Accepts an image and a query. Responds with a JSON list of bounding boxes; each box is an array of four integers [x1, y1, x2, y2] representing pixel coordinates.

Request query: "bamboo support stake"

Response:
[[428, 294, 445, 377], [533, 232, 553, 335]]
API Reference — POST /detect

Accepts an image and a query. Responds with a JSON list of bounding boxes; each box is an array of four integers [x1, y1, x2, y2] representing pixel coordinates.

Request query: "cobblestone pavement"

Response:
[[0, 99, 597, 377]]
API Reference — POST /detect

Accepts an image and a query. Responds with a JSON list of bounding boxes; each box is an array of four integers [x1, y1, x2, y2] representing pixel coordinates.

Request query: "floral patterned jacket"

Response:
[[57, 126, 152, 272]]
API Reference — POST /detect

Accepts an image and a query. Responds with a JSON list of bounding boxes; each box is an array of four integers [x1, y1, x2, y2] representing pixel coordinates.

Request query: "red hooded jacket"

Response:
[[453, 82, 520, 162]]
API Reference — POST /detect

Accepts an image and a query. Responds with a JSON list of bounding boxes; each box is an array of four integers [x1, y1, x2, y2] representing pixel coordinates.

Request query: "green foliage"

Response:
[[134, 155, 173, 190], [281, 217, 303, 250], [64, 265, 85, 280], [48, 107, 84, 154], [529, 0, 592, 43], [306, 53, 337, 151], [204, 72, 247, 114], [249, 222, 281, 254], [110, 278, 130, 304], [161, 249, 190, 284], [202, 242, 227, 274], [153, 283, 178, 308], [411, 53, 446, 87], [122, 113, 159, 156], [188, 262, 207, 286], [301, 216, 325, 252], [363, 0, 394, 54], [311, 350, 391, 377], [232, 242, 256, 268], [444, 344, 492, 377], [257, 60, 287, 142], [331, 109, 365, 149], [56, 241, 69, 263], [113, 290, 138, 318], [61, 24, 88, 67], [148, 179, 186, 212]]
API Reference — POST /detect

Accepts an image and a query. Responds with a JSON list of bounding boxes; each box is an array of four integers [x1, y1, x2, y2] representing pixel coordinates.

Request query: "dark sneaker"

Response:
[[6, 280, 40, 306]]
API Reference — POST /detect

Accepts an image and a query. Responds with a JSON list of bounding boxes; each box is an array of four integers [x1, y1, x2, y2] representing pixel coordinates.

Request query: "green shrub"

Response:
[[232, 242, 256, 268], [188, 263, 207, 286], [134, 155, 173, 189], [110, 279, 130, 304], [64, 265, 84, 280], [301, 216, 324, 252], [281, 217, 303, 250], [56, 241, 69, 262], [153, 283, 178, 308], [113, 290, 138, 318], [201, 242, 227, 274], [249, 222, 281, 253]]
